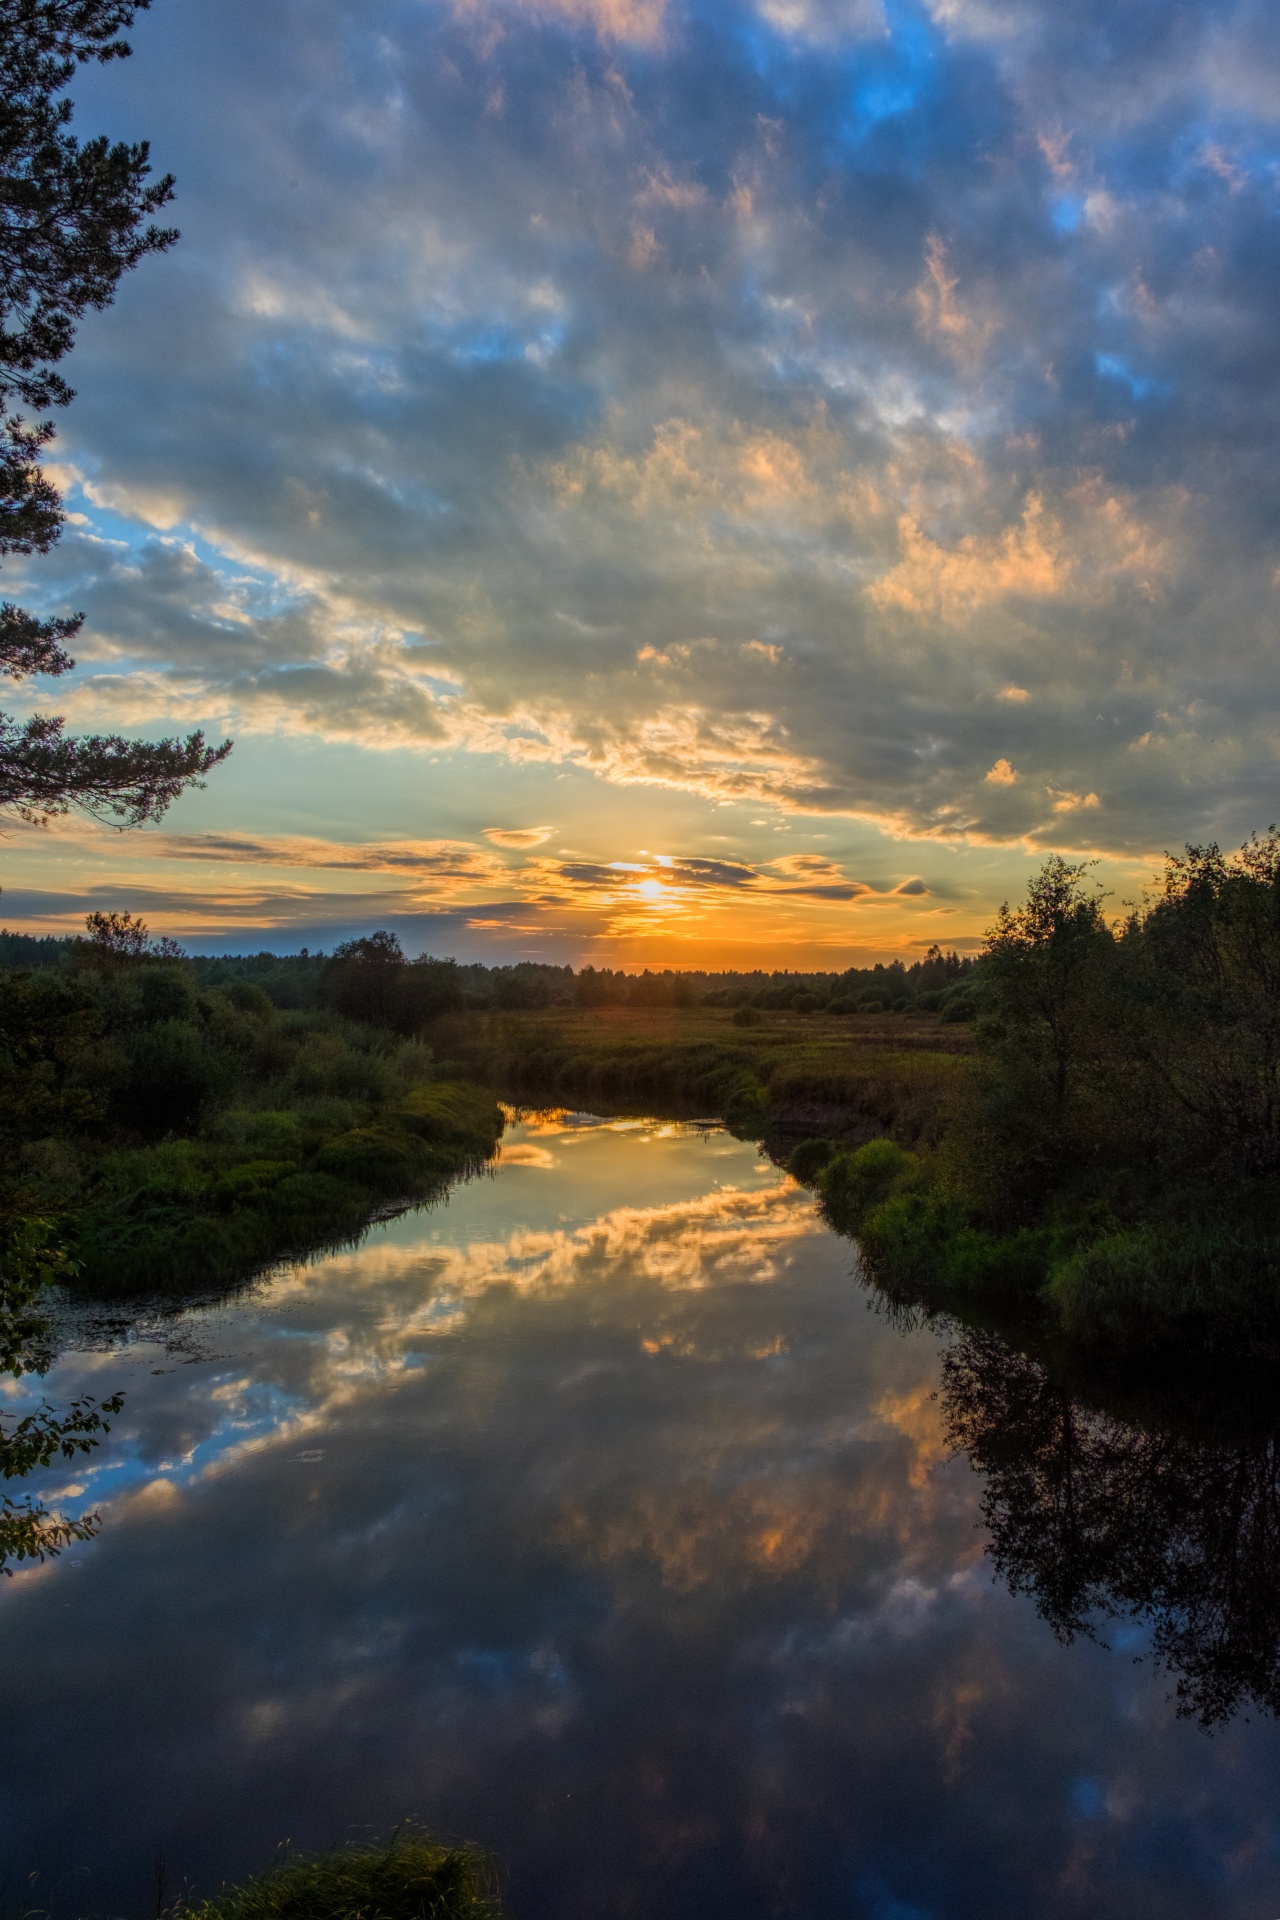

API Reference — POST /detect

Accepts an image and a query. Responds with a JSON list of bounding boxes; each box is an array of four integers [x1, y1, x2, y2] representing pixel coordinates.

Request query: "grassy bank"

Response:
[[2, 952, 503, 1297], [180, 1835, 503, 1920], [434, 1002, 973, 1143], [791, 839, 1280, 1363]]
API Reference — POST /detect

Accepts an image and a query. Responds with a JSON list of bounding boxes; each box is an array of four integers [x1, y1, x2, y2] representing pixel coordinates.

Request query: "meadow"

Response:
[[435, 1000, 973, 1144]]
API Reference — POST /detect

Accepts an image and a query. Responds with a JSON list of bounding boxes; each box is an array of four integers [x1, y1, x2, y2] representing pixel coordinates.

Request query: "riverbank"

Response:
[[432, 950, 1280, 1366], [69, 1073, 504, 1295], [1, 956, 503, 1296], [433, 1001, 973, 1145], [787, 841, 1280, 1365], [181, 1835, 503, 1920]]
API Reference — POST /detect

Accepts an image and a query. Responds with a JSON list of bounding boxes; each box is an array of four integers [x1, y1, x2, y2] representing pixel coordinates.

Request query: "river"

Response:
[[4, 1112, 1280, 1918]]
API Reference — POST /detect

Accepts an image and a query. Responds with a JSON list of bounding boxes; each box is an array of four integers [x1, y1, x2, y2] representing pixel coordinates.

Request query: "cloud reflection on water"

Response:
[[3, 1118, 1280, 1919]]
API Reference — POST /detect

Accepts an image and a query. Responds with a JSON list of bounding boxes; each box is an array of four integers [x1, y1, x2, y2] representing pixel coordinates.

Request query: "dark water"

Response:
[[5, 1115, 1280, 1919]]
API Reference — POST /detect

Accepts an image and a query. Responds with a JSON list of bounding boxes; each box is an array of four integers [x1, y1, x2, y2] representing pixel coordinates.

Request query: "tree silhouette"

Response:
[[943, 1327, 1280, 1726], [0, 0, 230, 822]]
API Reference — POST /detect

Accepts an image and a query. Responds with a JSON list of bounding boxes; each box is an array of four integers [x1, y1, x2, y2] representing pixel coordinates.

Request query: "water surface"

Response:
[[4, 1115, 1280, 1918]]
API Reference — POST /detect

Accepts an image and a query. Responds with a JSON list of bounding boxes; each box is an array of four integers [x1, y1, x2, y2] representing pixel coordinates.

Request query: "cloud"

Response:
[[482, 826, 555, 848], [452, 0, 667, 44], [14, 0, 1280, 875], [143, 833, 511, 882], [541, 848, 876, 906]]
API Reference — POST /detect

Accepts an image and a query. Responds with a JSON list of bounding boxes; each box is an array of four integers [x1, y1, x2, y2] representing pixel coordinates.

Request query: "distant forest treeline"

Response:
[[0, 928, 978, 1017]]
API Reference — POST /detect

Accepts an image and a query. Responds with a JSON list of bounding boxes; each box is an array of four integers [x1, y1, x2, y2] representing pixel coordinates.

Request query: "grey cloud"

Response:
[[23, 0, 1280, 853]]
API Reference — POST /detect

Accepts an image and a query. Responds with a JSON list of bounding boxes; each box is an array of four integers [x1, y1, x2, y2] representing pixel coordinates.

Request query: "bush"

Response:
[[788, 1137, 835, 1182], [179, 1834, 503, 1920], [122, 1020, 223, 1137], [941, 994, 976, 1023], [819, 1137, 915, 1229], [137, 964, 199, 1025], [1047, 1226, 1280, 1350], [312, 1125, 425, 1185], [731, 1004, 761, 1027]]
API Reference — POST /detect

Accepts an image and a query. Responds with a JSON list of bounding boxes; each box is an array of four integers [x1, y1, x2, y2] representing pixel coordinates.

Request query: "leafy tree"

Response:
[[0, 1214, 120, 1570], [983, 855, 1111, 1112], [323, 932, 463, 1032], [1120, 831, 1280, 1176], [80, 904, 182, 964], [0, 960, 102, 1140], [0, 0, 230, 822]]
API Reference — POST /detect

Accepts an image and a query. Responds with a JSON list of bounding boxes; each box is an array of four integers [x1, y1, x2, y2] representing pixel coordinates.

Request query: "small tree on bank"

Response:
[[0, 0, 230, 822], [982, 855, 1111, 1113]]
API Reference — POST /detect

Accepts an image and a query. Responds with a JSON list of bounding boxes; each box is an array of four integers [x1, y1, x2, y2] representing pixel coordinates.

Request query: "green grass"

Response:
[[178, 1835, 504, 1920], [435, 1003, 971, 1144]]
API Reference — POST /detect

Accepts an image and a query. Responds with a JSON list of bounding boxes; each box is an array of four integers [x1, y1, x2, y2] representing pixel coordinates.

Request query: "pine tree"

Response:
[[0, 0, 230, 822]]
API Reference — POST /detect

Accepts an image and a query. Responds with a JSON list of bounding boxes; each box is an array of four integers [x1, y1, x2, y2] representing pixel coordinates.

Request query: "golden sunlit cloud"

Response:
[[482, 826, 555, 848]]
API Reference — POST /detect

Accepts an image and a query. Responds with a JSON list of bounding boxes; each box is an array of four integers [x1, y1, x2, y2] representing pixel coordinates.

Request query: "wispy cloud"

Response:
[[6, 0, 1278, 957]]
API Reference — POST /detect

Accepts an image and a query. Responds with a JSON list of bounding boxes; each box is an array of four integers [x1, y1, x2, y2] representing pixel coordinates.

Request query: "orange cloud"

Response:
[[482, 825, 555, 848]]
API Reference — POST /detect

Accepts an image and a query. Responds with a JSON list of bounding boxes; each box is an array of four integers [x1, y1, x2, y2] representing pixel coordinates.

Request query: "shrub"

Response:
[[788, 1137, 835, 1182], [819, 1137, 915, 1229], [312, 1125, 424, 1186], [137, 965, 198, 1025], [1047, 1227, 1280, 1349], [178, 1834, 503, 1920], [122, 1020, 223, 1137], [731, 1004, 761, 1027], [721, 1068, 767, 1133], [941, 995, 976, 1023]]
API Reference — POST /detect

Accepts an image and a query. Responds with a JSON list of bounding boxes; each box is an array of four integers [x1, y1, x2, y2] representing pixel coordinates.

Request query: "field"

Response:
[[437, 1003, 974, 1145]]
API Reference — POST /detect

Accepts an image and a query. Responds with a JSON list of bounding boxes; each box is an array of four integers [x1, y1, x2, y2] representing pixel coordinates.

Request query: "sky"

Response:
[[4, 0, 1280, 965]]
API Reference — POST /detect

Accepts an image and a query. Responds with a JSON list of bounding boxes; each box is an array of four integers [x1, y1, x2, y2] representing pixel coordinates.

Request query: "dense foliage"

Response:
[[0, 1212, 120, 1569], [179, 1833, 504, 1920], [0, 930, 979, 1017], [810, 833, 1280, 1356], [0, 918, 503, 1297]]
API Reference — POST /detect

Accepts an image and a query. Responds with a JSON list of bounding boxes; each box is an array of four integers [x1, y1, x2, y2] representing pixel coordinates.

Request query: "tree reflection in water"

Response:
[[942, 1327, 1280, 1727]]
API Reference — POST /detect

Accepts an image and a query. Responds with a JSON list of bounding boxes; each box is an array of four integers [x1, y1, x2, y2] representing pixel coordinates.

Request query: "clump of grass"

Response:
[[179, 1835, 505, 1920]]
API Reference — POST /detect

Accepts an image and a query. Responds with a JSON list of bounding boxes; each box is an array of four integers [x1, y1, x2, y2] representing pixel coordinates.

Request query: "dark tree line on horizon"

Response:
[[0, 918, 981, 1019]]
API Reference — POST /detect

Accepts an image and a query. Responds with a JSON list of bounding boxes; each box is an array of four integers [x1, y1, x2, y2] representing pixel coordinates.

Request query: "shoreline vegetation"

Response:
[[175, 1834, 504, 1920], [5, 827, 1280, 1358], [805, 835, 1280, 1364], [0, 919, 504, 1300]]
